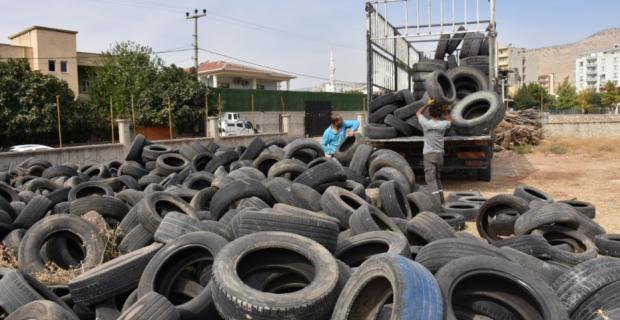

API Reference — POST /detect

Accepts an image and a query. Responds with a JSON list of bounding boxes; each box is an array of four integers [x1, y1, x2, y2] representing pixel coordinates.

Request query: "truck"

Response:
[[365, 0, 497, 181]]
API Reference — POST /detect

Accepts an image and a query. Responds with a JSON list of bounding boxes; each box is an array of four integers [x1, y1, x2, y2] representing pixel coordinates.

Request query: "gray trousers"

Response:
[[423, 152, 444, 197]]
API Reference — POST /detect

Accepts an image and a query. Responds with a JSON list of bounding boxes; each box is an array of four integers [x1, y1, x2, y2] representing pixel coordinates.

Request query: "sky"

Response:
[[1, 0, 619, 89]]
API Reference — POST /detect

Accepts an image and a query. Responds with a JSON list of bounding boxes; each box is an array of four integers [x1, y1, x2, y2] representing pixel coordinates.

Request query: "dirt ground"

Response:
[[444, 138, 620, 234]]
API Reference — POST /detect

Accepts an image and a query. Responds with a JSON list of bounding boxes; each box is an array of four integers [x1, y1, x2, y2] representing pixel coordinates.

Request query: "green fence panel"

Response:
[[208, 88, 365, 113]]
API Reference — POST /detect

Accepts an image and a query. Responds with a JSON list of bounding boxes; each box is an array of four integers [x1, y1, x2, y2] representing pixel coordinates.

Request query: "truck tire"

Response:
[[212, 232, 339, 320], [364, 123, 398, 139], [331, 254, 443, 320], [210, 180, 274, 220], [425, 71, 456, 105], [320, 186, 368, 227], [445, 26, 466, 54], [334, 134, 363, 163], [557, 199, 595, 219], [394, 99, 425, 120], [406, 211, 456, 245], [434, 33, 450, 59], [283, 138, 325, 161], [348, 144, 373, 178], [594, 234, 620, 257], [138, 192, 197, 233], [267, 159, 307, 179], [155, 154, 189, 176], [372, 167, 411, 195], [514, 184, 554, 203], [379, 180, 412, 219], [441, 201, 481, 222], [125, 134, 146, 162], [476, 194, 529, 241], [369, 104, 398, 124], [290, 183, 323, 212], [335, 231, 410, 268], [459, 32, 484, 58], [294, 160, 346, 189], [348, 205, 404, 235], [240, 137, 265, 160], [415, 237, 508, 273], [368, 150, 415, 187], [384, 114, 414, 136], [450, 90, 504, 136], [369, 92, 403, 113], [446, 66, 489, 100]]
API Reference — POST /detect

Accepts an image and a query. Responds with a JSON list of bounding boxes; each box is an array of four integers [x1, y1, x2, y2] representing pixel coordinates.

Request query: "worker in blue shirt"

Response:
[[321, 113, 360, 157]]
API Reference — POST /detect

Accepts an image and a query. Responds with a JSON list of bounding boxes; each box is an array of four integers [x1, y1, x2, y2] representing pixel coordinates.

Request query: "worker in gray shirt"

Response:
[[416, 98, 451, 203]]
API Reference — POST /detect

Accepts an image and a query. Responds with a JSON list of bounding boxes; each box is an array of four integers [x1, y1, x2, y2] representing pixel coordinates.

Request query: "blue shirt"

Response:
[[321, 120, 360, 155]]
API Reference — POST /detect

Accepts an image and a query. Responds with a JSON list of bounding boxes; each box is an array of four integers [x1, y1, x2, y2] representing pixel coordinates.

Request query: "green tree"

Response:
[[88, 41, 162, 118], [511, 82, 555, 110], [136, 64, 208, 132], [577, 88, 602, 113], [555, 77, 578, 110], [601, 80, 619, 109], [0, 59, 102, 147]]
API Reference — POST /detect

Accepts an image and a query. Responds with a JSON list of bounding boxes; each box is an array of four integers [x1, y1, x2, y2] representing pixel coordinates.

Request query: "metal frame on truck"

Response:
[[365, 0, 497, 181]]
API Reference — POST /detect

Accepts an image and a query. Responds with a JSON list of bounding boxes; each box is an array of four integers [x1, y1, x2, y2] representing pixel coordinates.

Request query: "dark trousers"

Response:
[[423, 152, 444, 202]]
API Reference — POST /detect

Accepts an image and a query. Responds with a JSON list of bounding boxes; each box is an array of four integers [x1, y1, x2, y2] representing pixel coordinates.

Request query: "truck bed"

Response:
[[367, 135, 493, 143]]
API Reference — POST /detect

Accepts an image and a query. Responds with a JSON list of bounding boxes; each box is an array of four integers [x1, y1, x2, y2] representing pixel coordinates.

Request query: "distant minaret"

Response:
[[327, 51, 336, 92]]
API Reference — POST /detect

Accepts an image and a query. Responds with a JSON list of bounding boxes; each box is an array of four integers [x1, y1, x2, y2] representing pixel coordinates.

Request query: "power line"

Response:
[[198, 47, 361, 84]]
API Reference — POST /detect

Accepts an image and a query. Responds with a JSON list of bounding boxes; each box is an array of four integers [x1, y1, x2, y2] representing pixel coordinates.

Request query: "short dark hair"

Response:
[[331, 113, 343, 126], [429, 105, 442, 118]]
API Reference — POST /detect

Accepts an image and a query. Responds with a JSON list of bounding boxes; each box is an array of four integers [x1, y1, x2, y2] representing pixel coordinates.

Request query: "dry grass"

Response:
[[34, 262, 82, 285], [0, 244, 18, 269], [538, 137, 620, 157]]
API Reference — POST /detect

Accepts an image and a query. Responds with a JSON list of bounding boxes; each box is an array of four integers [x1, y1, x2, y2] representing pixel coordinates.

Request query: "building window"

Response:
[[60, 61, 68, 73], [48, 60, 56, 72], [579, 61, 583, 67], [257, 84, 265, 90], [217, 82, 230, 88]]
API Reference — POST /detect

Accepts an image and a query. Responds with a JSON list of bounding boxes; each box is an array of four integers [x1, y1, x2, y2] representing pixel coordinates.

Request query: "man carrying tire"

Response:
[[416, 99, 451, 202], [321, 113, 359, 157]]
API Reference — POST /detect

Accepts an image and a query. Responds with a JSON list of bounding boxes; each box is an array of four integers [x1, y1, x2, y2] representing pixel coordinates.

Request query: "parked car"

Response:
[[9, 144, 54, 152]]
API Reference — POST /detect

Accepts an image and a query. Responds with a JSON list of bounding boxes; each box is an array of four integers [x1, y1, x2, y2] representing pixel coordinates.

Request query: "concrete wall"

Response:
[[543, 114, 620, 137], [238, 111, 360, 138], [0, 133, 289, 170]]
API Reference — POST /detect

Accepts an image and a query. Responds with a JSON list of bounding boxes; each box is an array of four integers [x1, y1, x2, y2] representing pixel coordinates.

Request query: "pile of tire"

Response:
[[0, 135, 619, 319], [366, 27, 503, 140]]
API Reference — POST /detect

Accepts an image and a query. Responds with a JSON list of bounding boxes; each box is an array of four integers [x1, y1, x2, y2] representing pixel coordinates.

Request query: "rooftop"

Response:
[[197, 60, 295, 80], [9, 26, 78, 40]]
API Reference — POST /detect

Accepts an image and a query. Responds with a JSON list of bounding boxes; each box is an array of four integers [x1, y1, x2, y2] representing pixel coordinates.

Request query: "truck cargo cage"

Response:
[[366, 0, 497, 102]]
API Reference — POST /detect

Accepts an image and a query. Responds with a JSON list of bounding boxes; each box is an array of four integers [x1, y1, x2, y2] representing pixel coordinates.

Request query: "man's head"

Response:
[[429, 105, 443, 119], [331, 113, 343, 128]]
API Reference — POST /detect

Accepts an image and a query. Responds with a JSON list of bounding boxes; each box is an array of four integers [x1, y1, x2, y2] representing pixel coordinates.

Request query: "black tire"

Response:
[[379, 180, 412, 219], [438, 213, 466, 230], [450, 90, 505, 136], [434, 33, 450, 59], [531, 225, 598, 266], [369, 104, 398, 124], [155, 153, 189, 176], [6, 300, 78, 320], [68, 181, 114, 201], [514, 184, 553, 203], [348, 205, 403, 236], [116, 201, 142, 239], [69, 196, 130, 224], [595, 234, 620, 257], [42, 165, 78, 179], [252, 152, 283, 176], [118, 225, 154, 254], [188, 186, 217, 212], [118, 292, 180, 320], [558, 199, 595, 219], [413, 59, 448, 72], [3, 228, 25, 253], [0, 182, 18, 203], [407, 191, 441, 215], [287, 183, 322, 212], [425, 70, 456, 105], [231, 208, 339, 252], [368, 151, 415, 188], [18, 214, 106, 276], [406, 211, 456, 245], [204, 150, 239, 173], [331, 254, 443, 320], [476, 194, 529, 241], [369, 92, 403, 112], [266, 177, 303, 207], [182, 171, 214, 190], [363, 123, 398, 139], [436, 256, 568, 320], [446, 66, 489, 100], [68, 243, 162, 306], [190, 152, 215, 172], [320, 186, 368, 227], [552, 257, 620, 314], [441, 201, 480, 222], [446, 26, 466, 54], [415, 237, 509, 273], [393, 99, 425, 120], [384, 114, 414, 136], [514, 202, 603, 237], [399, 89, 415, 105], [12, 195, 52, 229], [212, 232, 339, 320], [141, 144, 172, 162], [571, 280, 620, 320], [459, 32, 484, 58], [334, 134, 362, 163], [120, 162, 149, 179], [283, 138, 325, 160], [0, 270, 47, 314], [138, 191, 198, 234], [125, 134, 146, 162], [137, 232, 227, 318], [348, 144, 372, 178], [294, 160, 346, 189], [335, 231, 410, 268], [240, 137, 265, 160], [154, 211, 231, 243], [210, 180, 274, 220], [267, 158, 307, 179]]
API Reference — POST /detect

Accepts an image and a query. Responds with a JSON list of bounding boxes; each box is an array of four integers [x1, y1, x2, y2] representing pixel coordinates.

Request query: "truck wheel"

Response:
[[478, 165, 492, 181]]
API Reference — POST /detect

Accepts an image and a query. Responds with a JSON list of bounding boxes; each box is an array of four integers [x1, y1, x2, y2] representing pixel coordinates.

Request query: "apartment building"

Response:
[[0, 26, 101, 95], [497, 44, 539, 95], [575, 45, 620, 92], [538, 74, 555, 95]]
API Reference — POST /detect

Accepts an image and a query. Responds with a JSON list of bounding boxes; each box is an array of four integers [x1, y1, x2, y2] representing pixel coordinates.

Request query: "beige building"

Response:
[[0, 26, 101, 95], [497, 44, 539, 95], [538, 74, 556, 95], [197, 61, 295, 91]]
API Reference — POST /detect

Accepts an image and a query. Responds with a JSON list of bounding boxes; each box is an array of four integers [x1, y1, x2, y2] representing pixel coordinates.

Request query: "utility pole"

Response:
[[186, 9, 207, 81]]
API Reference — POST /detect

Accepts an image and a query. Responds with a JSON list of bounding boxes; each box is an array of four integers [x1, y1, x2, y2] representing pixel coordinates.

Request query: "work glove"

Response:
[[427, 98, 435, 105]]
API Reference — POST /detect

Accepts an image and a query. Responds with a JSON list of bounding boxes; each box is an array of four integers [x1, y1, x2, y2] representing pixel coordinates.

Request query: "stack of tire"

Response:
[[0, 135, 619, 319], [366, 27, 500, 140]]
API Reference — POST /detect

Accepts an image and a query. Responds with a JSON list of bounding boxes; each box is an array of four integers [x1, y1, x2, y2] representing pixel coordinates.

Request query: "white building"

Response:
[[576, 45, 620, 92], [197, 60, 295, 91]]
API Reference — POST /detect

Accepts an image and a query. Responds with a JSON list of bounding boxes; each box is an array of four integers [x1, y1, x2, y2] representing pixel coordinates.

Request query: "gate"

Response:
[[304, 101, 333, 137]]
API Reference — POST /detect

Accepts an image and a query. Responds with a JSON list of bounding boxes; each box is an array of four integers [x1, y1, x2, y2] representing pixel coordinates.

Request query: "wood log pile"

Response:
[[495, 108, 543, 151]]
